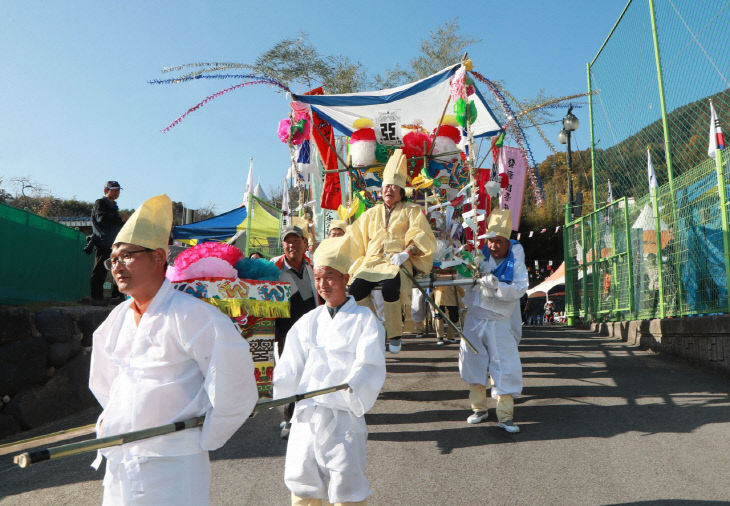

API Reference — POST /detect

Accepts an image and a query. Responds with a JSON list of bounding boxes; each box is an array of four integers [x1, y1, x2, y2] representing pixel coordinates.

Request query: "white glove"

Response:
[[478, 273, 499, 290], [390, 250, 410, 267]]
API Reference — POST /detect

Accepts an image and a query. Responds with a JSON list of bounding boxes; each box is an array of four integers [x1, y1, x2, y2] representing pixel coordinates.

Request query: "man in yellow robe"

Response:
[[345, 149, 436, 353]]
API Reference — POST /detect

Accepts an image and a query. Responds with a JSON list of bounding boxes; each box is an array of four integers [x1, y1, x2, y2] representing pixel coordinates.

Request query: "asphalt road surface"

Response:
[[2, 326, 729, 505]]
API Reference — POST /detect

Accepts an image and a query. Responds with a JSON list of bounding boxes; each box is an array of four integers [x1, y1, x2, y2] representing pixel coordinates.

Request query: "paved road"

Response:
[[2, 326, 729, 505]]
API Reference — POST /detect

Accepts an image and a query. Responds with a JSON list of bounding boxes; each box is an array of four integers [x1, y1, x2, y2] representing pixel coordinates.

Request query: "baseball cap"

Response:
[[280, 225, 305, 241], [105, 180, 122, 190]]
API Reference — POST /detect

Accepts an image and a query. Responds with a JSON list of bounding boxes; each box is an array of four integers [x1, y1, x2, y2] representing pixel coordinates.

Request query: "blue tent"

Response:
[[172, 205, 247, 242]]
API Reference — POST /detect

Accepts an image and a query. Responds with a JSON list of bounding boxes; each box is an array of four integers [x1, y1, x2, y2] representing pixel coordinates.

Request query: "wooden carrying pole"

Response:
[[12, 384, 349, 468], [399, 265, 477, 353]]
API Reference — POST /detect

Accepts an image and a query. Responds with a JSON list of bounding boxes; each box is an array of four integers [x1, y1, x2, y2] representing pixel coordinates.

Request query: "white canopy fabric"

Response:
[[292, 64, 502, 141], [632, 203, 669, 230], [527, 262, 565, 298]]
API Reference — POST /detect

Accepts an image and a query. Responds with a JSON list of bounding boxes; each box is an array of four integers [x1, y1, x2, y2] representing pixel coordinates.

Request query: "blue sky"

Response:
[[1, 0, 627, 212]]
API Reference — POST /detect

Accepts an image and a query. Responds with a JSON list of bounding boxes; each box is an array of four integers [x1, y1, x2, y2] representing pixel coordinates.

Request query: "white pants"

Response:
[[285, 409, 370, 504], [102, 451, 210, 505], [458, 312, 523, 397]]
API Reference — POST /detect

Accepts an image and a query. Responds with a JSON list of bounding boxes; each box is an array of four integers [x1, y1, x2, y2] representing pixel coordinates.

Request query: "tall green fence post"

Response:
[[587, 62, 598, 214], [610, 204, 620, 315], [649, 0, 682, 316], [713, 145, 730, 314], [623, 198, 635, 317], [581, 218, 588, 321]]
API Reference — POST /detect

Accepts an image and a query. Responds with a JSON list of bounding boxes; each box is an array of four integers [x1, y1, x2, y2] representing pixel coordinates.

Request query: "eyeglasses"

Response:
[[104, 249, 151, 270]]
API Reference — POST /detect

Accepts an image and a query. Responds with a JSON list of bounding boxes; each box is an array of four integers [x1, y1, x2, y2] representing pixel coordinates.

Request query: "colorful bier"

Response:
[[167, 243, 290, 398]]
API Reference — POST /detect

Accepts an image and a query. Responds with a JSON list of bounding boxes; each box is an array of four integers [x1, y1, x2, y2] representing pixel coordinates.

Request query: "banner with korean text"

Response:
[[498, 145, 527, 230]]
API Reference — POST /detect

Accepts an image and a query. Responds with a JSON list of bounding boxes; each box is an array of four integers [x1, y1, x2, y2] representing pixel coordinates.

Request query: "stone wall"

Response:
[[591, 315, 730, 373], [0, 305, 111, 438]]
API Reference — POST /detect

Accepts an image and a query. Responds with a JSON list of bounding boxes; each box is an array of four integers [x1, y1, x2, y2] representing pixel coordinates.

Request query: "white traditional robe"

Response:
[[273, 297, 386, 503], [89, 279, 258, 505], [459, 243, 529, 397]]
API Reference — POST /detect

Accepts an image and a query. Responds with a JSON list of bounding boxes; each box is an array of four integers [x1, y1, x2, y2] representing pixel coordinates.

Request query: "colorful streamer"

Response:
[[161, 62, 257, 73], [470, 70, 546, 205], [161, 80, 288, 133], [149, 74, 287, 87]]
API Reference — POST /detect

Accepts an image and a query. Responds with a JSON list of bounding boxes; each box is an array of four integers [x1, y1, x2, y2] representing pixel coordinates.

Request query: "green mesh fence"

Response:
[[572, 0, 730, 322], [0, 202, 93, 304]]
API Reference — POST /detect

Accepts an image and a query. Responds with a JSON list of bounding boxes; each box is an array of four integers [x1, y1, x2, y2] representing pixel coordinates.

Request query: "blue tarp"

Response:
[[172, 205, 247, 242], [676, 171, 728, 313]]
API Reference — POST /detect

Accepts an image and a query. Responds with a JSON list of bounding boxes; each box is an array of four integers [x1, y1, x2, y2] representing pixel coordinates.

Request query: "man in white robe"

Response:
[[274, 237, 386, 505], [459, 210, 528, 433], [89, 194, 258, 505]]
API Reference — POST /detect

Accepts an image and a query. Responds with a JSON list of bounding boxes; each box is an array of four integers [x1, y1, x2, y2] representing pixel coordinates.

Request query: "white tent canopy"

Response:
[[527, 262, 566, 298]]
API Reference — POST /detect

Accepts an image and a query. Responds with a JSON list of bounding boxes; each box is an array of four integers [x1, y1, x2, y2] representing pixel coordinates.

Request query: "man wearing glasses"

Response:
[[90, 180, 124, 302], [89, 194, 258, 505]]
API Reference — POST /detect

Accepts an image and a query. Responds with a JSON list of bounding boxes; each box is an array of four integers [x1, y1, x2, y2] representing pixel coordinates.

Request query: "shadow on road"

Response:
[[367, 326, 730, 454]]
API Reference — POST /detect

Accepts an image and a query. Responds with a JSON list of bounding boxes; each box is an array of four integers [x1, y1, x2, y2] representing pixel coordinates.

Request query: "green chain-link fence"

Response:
[[567, 0, 730, 322], [0, 202, 93, 304]]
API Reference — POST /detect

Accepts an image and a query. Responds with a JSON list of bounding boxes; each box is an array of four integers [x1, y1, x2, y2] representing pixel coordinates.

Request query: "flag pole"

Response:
[[648, 147, 666, 319]]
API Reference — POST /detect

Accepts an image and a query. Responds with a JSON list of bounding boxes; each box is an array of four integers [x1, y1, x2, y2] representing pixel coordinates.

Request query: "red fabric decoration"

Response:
[[464, 168, 491, 250], [350, 128, 376, 142], [402, 131, 431, 179], [306, 87, 342, 210], [499, 172, 510, 189], [432, 124, 462, 144]]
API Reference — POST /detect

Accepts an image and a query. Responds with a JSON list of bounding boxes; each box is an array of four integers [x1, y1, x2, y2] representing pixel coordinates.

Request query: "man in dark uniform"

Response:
[[90, 181, 123, 301]]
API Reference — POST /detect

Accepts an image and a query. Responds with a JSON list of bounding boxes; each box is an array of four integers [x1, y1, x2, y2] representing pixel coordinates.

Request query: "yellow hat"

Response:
[[290, 216, 312, 241], [114, 194, 172, 252], [382, 149, 408, 188], [313, 237, 354, 275], [485, 209, 512, 240], [330, 219, 347, 231]]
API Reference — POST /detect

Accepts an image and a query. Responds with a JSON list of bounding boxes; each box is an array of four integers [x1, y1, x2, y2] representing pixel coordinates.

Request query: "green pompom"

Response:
[[454, 99, 478, 128], [375, 143, 391, 163]]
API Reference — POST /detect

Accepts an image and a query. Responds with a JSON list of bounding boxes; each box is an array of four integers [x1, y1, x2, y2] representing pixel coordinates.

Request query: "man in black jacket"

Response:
[[90, 181, 123, 301]]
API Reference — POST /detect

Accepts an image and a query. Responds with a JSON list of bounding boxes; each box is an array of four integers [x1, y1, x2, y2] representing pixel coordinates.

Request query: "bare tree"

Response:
[[374, 19, 478, 87], [253, 33, 366, 94]]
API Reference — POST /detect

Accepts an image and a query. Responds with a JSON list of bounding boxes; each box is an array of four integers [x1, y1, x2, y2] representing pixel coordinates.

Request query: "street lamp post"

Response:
[[558, 105, 580, 220]]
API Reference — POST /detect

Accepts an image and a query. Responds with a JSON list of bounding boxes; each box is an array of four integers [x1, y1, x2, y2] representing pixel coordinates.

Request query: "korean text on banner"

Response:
[[498, 146, 527, 230]]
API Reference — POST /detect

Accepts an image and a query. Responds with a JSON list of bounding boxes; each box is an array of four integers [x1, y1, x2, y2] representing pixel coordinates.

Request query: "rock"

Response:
[[0, 413, 22, 440], [0, 306, 35, 345], [0, 337, 48, 395], [36, 308, 81, 344], [77, 307, 112, 347], [48, 338, 82, 367], [5, 352, 98, 430]]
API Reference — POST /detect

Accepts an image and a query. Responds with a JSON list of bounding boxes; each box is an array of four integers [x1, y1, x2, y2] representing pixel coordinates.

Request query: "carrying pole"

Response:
[[12, 384, 349, 468], [400, 265, 477, 353]]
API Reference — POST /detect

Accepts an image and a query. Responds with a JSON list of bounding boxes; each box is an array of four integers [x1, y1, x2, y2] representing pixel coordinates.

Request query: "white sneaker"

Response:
[[280, 422, 291, 439], [436, 338, 445, 346], [467, 411, 489, 424], [498, 420, 520, 433], [388, 338, 402, 354]]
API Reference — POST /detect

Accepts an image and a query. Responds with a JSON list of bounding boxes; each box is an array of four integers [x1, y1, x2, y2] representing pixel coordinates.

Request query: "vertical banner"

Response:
[[498, 146, 527, 230], [305, 87, 342, 210]]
